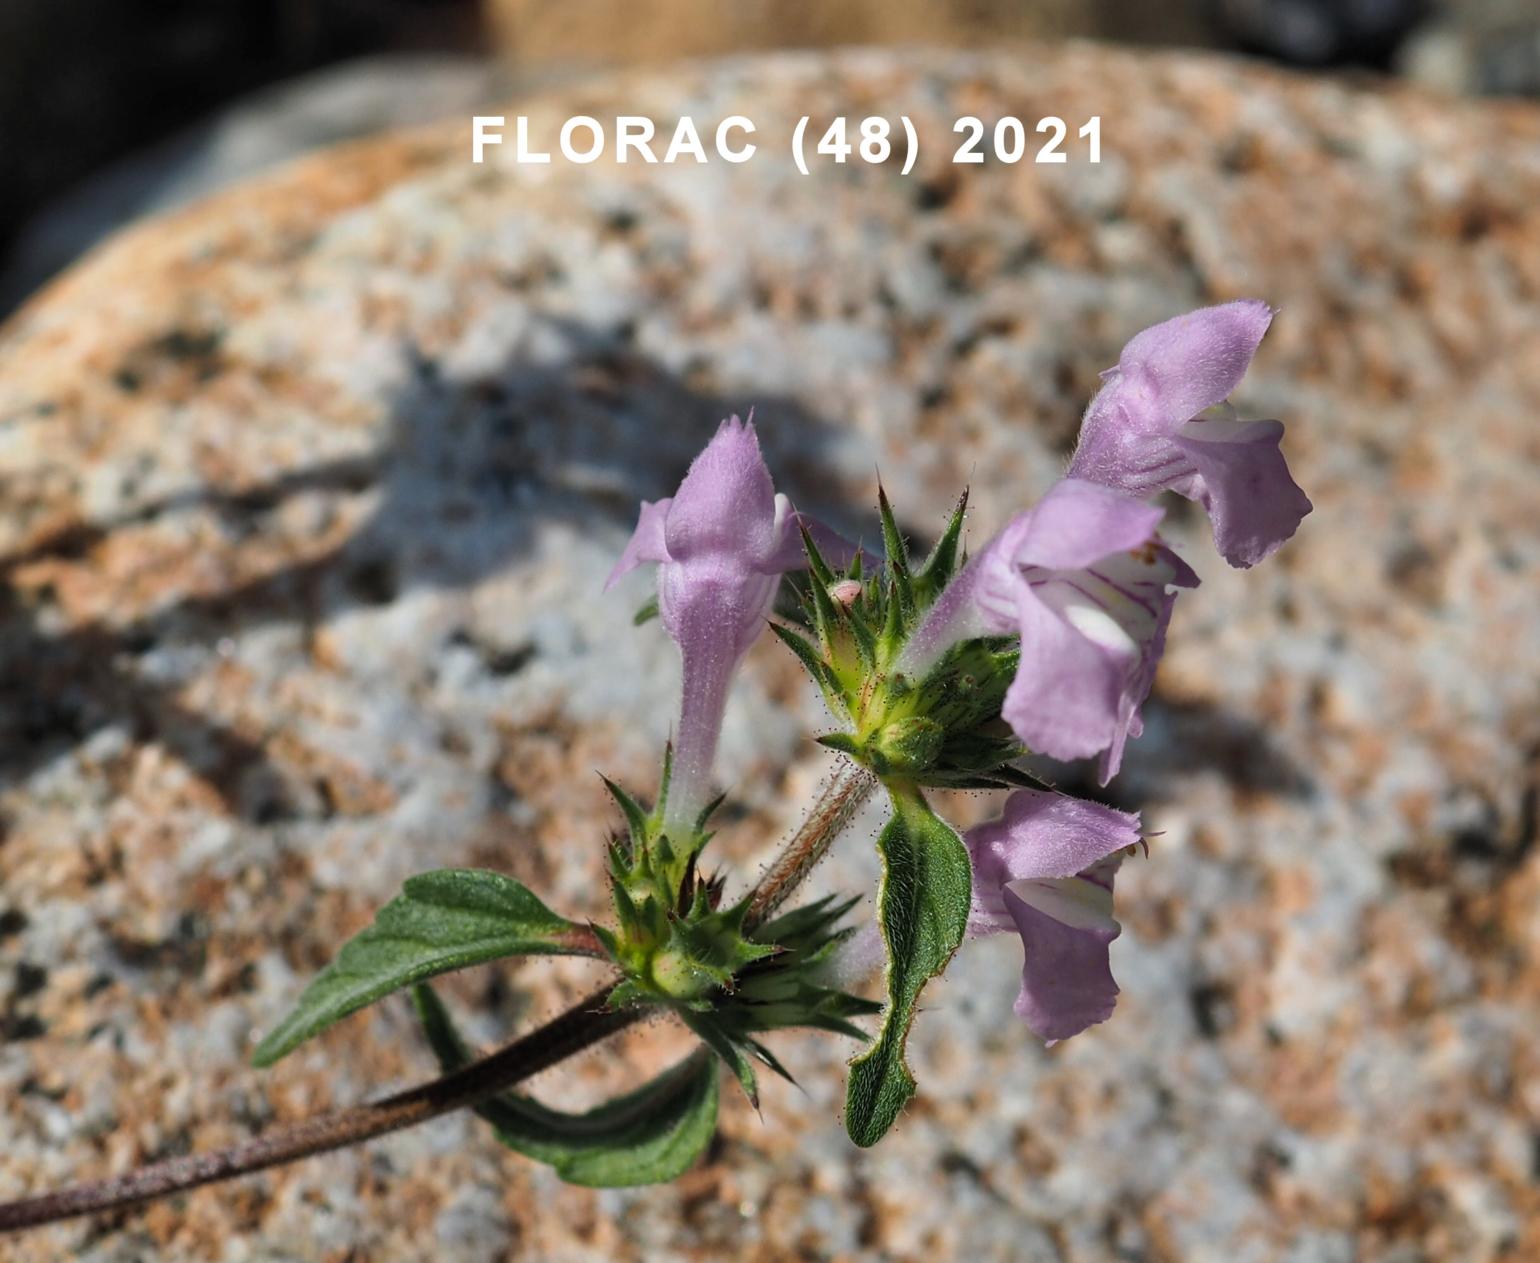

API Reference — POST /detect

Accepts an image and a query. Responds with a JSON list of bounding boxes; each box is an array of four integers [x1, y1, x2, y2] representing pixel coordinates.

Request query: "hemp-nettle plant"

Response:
[[0, 301, 1310, 1229]]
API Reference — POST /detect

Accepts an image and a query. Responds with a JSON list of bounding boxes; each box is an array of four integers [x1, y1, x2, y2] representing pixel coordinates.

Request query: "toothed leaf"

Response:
[[843, 790, 969, 1147], [252, 870, 595, 1067]]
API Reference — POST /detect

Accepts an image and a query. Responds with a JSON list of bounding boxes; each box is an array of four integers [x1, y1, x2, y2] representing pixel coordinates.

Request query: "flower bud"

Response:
[[829, 579, 864, 608]]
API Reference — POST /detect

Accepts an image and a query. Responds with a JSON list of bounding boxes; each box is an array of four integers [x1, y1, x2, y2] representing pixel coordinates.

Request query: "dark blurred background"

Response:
[[1, 0, 1535, 316]]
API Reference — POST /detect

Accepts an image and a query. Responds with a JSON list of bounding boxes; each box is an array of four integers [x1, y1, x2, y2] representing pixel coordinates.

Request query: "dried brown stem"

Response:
[[0, 763, 876, 1235]]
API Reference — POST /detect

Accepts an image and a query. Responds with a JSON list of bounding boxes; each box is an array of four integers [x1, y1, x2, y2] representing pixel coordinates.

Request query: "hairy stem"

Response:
[[0, 985, 636, 1233], [747, 761, 876, 924], [0, 762, 876, 1235]]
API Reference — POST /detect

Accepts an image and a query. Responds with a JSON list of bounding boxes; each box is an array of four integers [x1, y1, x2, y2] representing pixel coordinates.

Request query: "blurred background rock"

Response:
[[0, 0, 1536, 317]]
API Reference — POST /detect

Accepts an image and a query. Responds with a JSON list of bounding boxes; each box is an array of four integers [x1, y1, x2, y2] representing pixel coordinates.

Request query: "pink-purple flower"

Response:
[[904, 478, 1197, 783], [966, 789, 1141, 1043], [607, 416, 849, 835], [1067, 300, 1311, 568]]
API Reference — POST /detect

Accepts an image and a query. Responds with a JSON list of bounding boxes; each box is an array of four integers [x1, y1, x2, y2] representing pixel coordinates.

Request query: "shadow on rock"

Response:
[[1022, 694, 1317, 813], [0, 317, 857, 819]]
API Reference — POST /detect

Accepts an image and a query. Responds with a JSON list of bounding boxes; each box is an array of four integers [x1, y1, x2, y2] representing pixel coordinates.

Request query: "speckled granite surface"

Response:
[[1, 43, 1538, 1263]]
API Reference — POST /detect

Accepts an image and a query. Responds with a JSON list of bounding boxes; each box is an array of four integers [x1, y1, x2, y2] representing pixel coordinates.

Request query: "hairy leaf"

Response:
[[770, 622, 840, 698], [682, 1011, 762, 1107], [916, 488, 969, 596], [252, 869, 595, 1067], [877, 485, 916, 625], [601, 776, 652, 848], [843, 789, 970, 1147], [415, 985, 720, 1186]]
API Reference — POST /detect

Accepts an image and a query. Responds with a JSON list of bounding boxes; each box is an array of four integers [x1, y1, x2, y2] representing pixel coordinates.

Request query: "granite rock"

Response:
[[484, 0, 1212, 71], [1, 42, 1539, 1263]]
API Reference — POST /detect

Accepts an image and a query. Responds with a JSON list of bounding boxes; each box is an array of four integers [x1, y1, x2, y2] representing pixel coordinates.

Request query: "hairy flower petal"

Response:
[[660, 566, 778, 829], [966, 789, 1139, 931], [664, 417, 781, 564], [1003, 583, 1127, 764], [1170, 416, 1313, 568], [1005, 875, 1122, 1043], [1069, 301, 1309, 567], [996, 478, 1165, 575], [907, 478, 1195, 782], [1108, 299, 1274, 427], [608, 416, 854, 833], [606, 498, 674, 589], [965, 790, 1138, 1043]]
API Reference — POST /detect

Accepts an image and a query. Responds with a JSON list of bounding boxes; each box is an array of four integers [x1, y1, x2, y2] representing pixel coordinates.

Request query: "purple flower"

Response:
[[904, 478, 1197, 783], [966, 790, 1140, 1043], [1067, 301, 1311, 568], [608, 416, 850, 834]]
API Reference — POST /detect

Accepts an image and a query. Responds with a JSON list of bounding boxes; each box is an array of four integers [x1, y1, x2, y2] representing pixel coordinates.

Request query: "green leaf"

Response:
[[668, 906, 777, 986], [990, 764, 1058, 790], [876, 484, 910, 575], [770, 622, 839, 697], [681, 1012, 761, 1107], [633, 595, 660, 626], [798, 522, 837, 589], [752, 893, 861, 949], [601, 775, 651, 846], [610, 872, 645, 938], [876, 485, 916, 624], [656, 741, 674, 818], [879, 577, 906, 652], [694, 791, 729, 832], [843, 788, 970, 1147], [414, 985, 719, 1186], [743, 1035, 796, 1086], [805, 568, 841, 654], [916, 488, 969, 595], [848, 602, 879, 670], [814, 732, 864, 759], [252, 869, 595, 1067]]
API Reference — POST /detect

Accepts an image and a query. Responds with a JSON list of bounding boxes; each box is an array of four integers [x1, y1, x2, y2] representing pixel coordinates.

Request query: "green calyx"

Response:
[[777, 489, 1028, 789], [596, 750, 767, 1009], [683, 895, 882, 1107], [596, 760, 876, 1103], [605, 888, 778, 1010]]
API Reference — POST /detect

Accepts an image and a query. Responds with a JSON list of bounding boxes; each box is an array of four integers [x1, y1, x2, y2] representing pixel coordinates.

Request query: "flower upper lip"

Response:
[[608, 415, 859, 832]]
